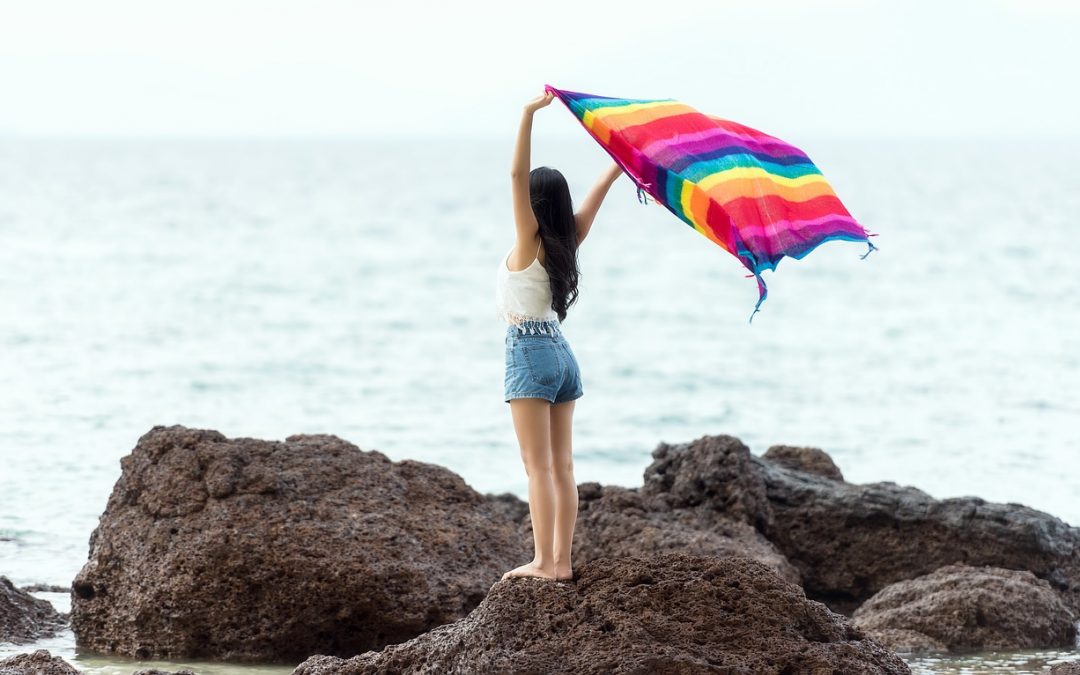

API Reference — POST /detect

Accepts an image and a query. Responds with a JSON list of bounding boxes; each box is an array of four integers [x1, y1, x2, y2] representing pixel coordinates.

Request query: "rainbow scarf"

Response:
[[545, 84, 877, 321]]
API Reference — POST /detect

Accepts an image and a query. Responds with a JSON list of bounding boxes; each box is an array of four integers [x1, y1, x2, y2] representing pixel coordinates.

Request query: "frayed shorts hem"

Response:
[[505, 390, 583, 405]]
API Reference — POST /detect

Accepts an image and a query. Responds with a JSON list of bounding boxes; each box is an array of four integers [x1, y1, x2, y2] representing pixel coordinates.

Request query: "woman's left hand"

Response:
[[524, 91, 555, 113]]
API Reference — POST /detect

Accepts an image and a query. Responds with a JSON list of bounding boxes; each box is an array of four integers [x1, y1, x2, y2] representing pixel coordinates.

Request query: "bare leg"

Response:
[[550, 399, 577, 580], [502, 397, 557, 581]]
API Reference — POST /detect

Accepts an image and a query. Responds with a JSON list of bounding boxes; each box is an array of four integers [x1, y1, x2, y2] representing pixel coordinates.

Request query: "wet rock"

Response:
[[0, 650, 80, 675], [572, 482, 800, 585], [751, 452, 1080, 616], [762, 444, 844, 481], [131, 669, 198, 675], [852, 564, 1077, 652], [292, 553, 911, 675], [1050, 660, 1080, 674], [0, 576, 67, 643], [71, 425, 529, 662]]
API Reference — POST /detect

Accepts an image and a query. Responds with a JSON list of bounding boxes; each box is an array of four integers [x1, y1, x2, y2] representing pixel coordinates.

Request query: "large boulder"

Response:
[[571, 482, 800, 585], [851, 564, 1077, 652], [641, 435, 772, 531], [71, 425, 529, 662], [293, 553, 911, 675], [0, 650, 80, 675], [0, 576, 67, 643], [749, 451, 1080, 616]]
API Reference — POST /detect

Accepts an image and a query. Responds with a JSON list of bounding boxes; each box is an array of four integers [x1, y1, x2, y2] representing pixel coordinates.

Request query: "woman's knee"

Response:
[[552, 458, 574, 481], [520, 448, 553, 475]]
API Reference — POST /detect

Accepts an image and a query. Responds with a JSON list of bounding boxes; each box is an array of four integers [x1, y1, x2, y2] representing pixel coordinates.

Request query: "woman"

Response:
[[495, 89, 623, 581]]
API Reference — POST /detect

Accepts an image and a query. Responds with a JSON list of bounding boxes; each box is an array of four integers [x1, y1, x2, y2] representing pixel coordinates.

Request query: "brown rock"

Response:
[[1050, 660, 1080, 674], [852, 564, 1077, 652], [762, 444, 844, 481], [71, 425, 529, 662], [292, 553, 911, 675], [641, 435, 772, 531], [0, 650, 80, 675], [0, 576, 67, 643], [749, 451, 1080, 616], [572, 482, 800, 585]]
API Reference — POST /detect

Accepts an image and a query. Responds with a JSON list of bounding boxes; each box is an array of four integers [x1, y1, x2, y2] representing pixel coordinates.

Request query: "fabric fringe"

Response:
[[860, 234, 880, 260], [635, 181, 653, 205], [748, 271, 768, 324]]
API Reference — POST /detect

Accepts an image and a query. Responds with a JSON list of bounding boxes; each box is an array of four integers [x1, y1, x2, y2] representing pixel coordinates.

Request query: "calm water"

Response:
[[1, 138, 1078, 673]]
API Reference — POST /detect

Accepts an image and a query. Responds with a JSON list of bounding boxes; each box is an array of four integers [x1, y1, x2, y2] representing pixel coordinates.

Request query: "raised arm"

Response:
[[510, 91, 555, 242], [574, 163, 623, 245]]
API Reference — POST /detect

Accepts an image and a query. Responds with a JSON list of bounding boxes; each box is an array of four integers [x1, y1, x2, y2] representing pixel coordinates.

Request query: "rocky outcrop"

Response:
[[0, 576, 67, 643], [293, 553, 910, 675], [70, 425, 530, 662], [852, 564, 1077, 652], [1050, 661, 1080, 674], [762, 444, 844, 481], [641, 435, 772, 531], [747, 448, 1080, 616], [571, 482, 800, 585], [0, 650, 80, 675]]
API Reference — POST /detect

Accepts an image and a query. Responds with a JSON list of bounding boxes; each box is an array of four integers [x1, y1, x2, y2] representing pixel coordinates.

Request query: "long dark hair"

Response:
[[529, 166, 580, 322]]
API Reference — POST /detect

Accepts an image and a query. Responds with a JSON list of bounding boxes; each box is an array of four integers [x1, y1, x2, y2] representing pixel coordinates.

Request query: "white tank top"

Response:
[[495, 239, 559, 325]]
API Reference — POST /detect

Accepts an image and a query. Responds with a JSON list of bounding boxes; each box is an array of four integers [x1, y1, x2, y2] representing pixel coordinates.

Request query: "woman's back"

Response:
[[495, 238, 559, 327]]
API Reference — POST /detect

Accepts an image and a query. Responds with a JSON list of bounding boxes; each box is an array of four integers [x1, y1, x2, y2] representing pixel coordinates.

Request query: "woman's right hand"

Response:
[[524, 91, 555, 113]]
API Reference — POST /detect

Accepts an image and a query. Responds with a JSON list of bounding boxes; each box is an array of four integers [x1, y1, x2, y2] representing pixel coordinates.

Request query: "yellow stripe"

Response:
[[698, 166, 829, 192]]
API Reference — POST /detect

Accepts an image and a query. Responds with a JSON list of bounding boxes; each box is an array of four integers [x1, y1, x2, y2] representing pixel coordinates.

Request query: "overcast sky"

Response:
[[1, 0, 1077, 140]]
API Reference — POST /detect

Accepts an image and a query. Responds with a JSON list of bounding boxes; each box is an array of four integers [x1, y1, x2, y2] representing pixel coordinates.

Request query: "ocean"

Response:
[[1, 137, 1077, 673]]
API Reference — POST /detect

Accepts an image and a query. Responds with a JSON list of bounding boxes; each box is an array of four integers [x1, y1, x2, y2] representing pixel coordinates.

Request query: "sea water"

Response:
[[1, 138, 1077, 673]]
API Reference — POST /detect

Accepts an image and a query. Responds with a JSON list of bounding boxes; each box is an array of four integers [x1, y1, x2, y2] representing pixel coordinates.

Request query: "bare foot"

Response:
[[501, 561, 557, 581], [554, 563, 573, 581]]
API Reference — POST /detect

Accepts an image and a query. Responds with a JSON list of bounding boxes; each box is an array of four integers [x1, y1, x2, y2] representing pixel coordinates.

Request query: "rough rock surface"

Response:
[[748, 449, 1080, 616], [131, 669, 197, 675], [71, 425, 530, 662], [0, 650, 80, 675], [851, 564, 1077, 652], [571, 482, 800, 585], [762, 444, 844, 481], [641, 435, 772, 531], [0, 576, 67, 643], [292, 553, 911, 675], [1050, 661, 1080, 674]]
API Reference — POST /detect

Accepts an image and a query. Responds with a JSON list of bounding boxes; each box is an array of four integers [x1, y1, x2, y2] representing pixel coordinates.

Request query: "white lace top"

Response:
[[495, 240, 559, 326]]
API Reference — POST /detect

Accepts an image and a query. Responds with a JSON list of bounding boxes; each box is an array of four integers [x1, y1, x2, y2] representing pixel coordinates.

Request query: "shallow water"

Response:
[[1, 138, 1078, 672]]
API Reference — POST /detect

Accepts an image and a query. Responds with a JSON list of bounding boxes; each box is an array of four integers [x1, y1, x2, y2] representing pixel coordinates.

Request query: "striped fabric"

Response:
[[545, 84, 876, 321]]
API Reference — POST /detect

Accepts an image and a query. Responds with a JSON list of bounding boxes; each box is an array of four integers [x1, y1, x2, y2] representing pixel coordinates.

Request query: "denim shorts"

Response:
[[504, 318, 583, 405]]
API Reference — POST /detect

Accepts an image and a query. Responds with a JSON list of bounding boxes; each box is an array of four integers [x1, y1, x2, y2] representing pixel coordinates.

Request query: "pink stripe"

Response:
[[738, 214, 861, 239], [641, 124, 799, 159]]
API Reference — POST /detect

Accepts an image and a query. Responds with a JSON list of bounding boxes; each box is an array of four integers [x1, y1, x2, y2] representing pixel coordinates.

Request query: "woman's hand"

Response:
[[605, 162, 624, 182], [524, 91, 555, 114]]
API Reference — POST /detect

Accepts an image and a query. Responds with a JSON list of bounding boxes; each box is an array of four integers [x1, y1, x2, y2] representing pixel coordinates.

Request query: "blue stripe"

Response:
[[667, 145, 815, 171], [680, 154, 822, 183]]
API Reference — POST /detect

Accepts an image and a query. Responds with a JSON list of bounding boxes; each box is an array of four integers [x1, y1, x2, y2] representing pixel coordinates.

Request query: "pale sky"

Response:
[[1, 0, 1077, 140]]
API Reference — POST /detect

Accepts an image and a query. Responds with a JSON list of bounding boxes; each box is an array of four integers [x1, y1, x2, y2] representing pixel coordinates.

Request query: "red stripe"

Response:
[[719, 194, 854, 229]]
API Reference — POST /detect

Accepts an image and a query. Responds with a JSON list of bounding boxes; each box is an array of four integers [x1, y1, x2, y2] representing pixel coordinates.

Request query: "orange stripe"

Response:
[[705, 176, 837, 205], [593, 102, 696, 134], [683, 183, 731, 253]]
